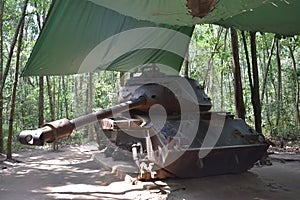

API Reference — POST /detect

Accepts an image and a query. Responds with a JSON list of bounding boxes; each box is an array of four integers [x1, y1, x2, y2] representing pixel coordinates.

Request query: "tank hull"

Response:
[[155, 144, 268, 178], [96, 112, 269, 179]]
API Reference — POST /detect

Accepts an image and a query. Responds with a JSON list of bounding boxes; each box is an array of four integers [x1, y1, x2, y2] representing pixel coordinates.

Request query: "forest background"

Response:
[[0, 0, 299, 159]]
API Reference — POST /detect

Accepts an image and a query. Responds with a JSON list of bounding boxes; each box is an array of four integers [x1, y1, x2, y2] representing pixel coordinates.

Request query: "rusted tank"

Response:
[[19, 66, 269, 179]]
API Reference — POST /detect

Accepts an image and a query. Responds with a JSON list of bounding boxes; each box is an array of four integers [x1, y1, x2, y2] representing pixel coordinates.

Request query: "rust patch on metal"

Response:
[[187, 0, 216, 18]]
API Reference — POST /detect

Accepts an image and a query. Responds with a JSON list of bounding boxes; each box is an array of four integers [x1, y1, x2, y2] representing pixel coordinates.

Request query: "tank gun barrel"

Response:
[[19, 96, 147, 146]]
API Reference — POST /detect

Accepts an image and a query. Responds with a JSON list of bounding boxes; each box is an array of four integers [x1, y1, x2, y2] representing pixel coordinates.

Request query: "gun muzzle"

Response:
[[19, 118, 74, 146]]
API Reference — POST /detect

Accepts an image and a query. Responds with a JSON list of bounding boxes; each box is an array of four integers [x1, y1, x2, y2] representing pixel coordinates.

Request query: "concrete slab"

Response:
[[93, 152, 140, 179]]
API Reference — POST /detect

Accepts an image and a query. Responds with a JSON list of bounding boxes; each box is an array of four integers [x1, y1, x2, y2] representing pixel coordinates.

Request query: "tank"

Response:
[[19, 66, 269, 180]]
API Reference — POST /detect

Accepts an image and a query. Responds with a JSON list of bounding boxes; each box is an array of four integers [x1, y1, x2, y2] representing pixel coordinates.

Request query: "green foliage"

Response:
[[187, 25, 300, 142], [188, 25, 234, 112], [94, 71, 119, 109]]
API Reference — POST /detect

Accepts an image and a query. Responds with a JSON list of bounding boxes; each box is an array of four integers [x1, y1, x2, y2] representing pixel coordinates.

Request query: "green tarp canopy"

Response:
[[22, 0, 300, 76]]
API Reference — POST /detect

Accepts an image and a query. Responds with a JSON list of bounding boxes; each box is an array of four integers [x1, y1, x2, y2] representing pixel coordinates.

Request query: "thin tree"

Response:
[[0, 0, 4, 153], [74, 76, 78, 113], [7, 18, 25, 159], [184, 51, 189, 78], [34, 1, 46, 128], [241, 31, 252, 89], [275, 38, 282, 137], [3, 0, 29, 157], [47, 76, 57, 151], [261, 37, 276, 101], [46, 76, 55, 121], [62, 76, 69, 119], [120, 72, 125, 86], [78, 74, 84, 115], [88, 73, 94, 141], [220, 29, 228, 110], [57, 77, 62, 118], [287, 39, 300, 127], [230, 28, 245, 119], [38, 76, 44, 127], [250, 32, 262, 133]]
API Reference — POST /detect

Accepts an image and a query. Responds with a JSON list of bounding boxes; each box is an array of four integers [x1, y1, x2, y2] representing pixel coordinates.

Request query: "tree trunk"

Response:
[[265, 88, 273, 135], [261, 37, 276, 101], [74, 76, 78, 115], [275, 39, 282, 136], [0, 0, 4, 153], [62, 76, 69, 119], [5, 0, 28, 158], [35, 0, 48, 128], [47, 76, 58, 151], [7, 18, 24, 159], [46, 76, 55, 121], [59, 77, 63, 118], [250, 32, 262, 133], [184, 51, 189, 78], [220, 29, 228, 110], [230, 28, 245, 120], [241, 31, 253, 89], [38, 76, 44, 127], [88, 73, 94, 141], [287, 40, 300, 127], [78, 75, 84, 115], [120, 72, 125, 86], [53, 77, 57, 118]]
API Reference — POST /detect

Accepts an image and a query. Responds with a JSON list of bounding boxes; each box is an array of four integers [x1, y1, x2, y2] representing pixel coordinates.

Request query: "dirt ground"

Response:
[[1, 143, 300, 200]]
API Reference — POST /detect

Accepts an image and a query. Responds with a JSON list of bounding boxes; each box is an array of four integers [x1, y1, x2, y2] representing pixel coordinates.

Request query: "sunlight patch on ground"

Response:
[[38, 157, 92, 165], [33, 181, 168, 200], [16, 162, 100, 174]]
